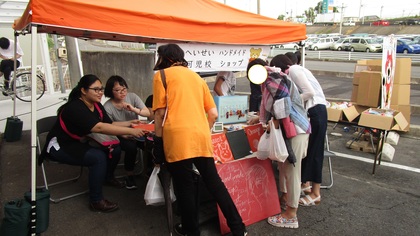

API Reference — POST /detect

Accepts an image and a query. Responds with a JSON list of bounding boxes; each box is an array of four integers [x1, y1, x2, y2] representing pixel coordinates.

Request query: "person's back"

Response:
[[154, 66, 213, 162]]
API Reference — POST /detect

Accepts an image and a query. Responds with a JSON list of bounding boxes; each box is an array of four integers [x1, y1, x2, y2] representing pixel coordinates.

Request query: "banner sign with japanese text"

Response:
[[157, 43, 270, 72]]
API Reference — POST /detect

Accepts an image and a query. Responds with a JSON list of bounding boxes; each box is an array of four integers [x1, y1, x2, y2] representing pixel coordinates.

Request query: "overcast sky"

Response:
[[215, 0, 420, 19]]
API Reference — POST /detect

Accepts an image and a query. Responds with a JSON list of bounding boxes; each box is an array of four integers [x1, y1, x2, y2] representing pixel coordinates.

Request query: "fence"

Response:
[[270, 49, 420, 63]]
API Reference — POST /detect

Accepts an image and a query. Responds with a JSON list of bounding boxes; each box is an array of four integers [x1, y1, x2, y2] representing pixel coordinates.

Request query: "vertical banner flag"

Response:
[[381, 35, 397, 109]]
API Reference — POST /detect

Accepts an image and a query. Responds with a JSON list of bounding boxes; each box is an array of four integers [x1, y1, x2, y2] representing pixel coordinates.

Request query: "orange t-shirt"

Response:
[[152, 66, 216, 163]]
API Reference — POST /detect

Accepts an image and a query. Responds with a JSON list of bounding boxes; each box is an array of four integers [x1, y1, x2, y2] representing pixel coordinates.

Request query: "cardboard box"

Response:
[[353, 64, 381, 85], [351, 85, 358, 102], [327, 104, 360, 122], [214, 95, 248, 124], [390, 104, 411, 131], [346, 140, 376, 153], [357, 58, 411, 85], [358, 108, 409, 131], [357, 71, 381, 107], [390, 84, 410, 105]]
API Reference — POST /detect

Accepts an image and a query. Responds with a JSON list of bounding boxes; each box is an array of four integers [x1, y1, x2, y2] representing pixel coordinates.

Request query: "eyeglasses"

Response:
[[113, 87, 127, 93], [88, 87, 105, 93]]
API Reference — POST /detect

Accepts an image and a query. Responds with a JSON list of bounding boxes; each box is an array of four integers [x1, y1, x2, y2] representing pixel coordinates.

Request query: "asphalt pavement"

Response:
[[1, 63, 420, 236]]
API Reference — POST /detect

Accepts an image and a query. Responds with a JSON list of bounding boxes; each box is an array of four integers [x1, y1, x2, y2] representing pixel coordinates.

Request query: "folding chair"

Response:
[[37, 116, 88, 203], [321, 133, 335, 189]]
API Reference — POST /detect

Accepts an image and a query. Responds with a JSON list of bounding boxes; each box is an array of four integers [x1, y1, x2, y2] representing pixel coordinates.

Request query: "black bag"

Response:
[[0, 199, 31, 236]]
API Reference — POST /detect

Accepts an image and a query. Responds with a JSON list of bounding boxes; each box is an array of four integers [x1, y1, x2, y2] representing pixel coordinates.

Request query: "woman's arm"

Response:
[[213, 77, 225, 96], [91, 122, 145, 137], [154, 108, 166, 137], [207, 107, 218, 129]]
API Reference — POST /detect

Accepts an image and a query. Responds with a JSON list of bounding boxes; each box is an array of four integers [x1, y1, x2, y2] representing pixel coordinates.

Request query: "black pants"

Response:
[[119, 137, 144, 172], [301, 104, 328, 184], [0, 59, 20, 83], [167, 157, 246, 236]]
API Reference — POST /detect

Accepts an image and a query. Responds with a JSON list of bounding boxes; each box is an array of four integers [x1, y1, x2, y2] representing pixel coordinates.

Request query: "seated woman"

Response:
[[40, 74, 147, 213], [103, 75, 150, 189]]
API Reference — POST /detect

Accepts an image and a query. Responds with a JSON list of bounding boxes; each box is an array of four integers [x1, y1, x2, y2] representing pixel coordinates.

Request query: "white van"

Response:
[[308, 37, 335, 50], [343, 20, 356, 26]]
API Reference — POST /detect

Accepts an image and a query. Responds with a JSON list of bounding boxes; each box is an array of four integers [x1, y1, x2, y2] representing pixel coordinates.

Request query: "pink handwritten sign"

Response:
[[216, 158, 280, 235]]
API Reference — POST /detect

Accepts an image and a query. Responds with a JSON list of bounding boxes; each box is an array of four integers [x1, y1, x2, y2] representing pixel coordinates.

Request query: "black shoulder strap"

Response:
[[159, 69, 167, 90]]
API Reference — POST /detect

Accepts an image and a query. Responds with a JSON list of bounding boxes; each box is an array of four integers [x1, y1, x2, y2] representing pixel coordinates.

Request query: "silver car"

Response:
[[347, 38, 382, 52], [330, 37, 353, 51], [308, 37, 335, 50]]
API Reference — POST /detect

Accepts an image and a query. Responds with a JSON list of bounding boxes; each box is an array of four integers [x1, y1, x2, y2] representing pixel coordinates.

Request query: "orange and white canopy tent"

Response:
[[13, 1, 306, 233], [13, 0, 306, 45]]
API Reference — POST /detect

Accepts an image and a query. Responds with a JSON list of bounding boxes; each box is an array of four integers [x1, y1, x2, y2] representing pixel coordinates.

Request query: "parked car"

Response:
[[372, 20, 390, 26], [273, 43, 299, 50], [398, 19, 419, 25], [343, 20, 355, 26], [308, 37, 335, 50], [347, 37, 382, 52], [330, 37, 353, 51], [396, 39, 420, 54]]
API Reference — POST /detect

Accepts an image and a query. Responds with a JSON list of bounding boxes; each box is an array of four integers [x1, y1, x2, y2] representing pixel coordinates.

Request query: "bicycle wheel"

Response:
[[12, 72, 46, 102]]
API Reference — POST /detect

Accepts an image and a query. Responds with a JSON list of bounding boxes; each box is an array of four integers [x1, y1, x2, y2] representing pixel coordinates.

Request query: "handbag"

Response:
[[59, 103, 120, 158], [144, 166, 176, 206], [281, 116, 297, 139], [268, 120, 289, 162]]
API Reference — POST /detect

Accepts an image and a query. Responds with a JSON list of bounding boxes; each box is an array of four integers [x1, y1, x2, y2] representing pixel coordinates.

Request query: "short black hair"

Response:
[[153, 44, 188, 70], [285, 52, 298, 65], [0, 37, 10, 50], [104, 75, 129, 98], [270, 54, 293, 72], [246, 58, 268, 81]]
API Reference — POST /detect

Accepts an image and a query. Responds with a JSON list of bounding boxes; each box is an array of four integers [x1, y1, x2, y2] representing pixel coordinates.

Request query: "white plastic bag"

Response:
[[256, 131, 270, 160], [268, 121, 288, 162], [144, 166, 176, 206]]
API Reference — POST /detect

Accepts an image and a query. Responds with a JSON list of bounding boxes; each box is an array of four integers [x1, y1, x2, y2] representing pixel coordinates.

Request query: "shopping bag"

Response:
[[144, 166, 176, 206], [256, 131, 270, 160], [268, 121, 288, 162]]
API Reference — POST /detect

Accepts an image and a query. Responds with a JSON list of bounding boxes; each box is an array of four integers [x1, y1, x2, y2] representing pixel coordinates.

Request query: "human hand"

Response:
[[247, 116, 260, 125], [123, 102, 136, 112], [130, 128, 147, 138]]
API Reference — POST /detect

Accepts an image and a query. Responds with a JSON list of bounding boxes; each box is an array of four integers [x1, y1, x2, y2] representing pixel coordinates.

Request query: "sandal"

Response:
[[300, 186, 312, 196], [299, 195, 321, 206]]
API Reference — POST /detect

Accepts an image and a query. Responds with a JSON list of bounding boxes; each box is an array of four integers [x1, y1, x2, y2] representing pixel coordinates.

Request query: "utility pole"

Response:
[[257, 0, 260, 14], [339, 3, 345, 35], [380, 6, 383, 19]]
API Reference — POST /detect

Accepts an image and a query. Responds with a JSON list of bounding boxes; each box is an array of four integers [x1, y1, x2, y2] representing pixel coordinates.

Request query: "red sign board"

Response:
[[211, 133, 234, 163], [243, 124, 264, 152], [216, 158, 280, 235]]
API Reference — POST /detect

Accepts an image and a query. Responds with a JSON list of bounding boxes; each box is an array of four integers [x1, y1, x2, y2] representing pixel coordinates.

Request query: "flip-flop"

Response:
[[299, 195, 321, 206], [300, 186, 312, 196]]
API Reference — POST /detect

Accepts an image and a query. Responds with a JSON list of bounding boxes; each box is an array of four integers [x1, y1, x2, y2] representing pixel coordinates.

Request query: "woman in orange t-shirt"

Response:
[[151, 44, 246, 236]]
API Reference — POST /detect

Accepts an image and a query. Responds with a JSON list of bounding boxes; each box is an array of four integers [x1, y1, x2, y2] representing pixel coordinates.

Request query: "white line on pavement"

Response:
[[333, 151, 420, 174]]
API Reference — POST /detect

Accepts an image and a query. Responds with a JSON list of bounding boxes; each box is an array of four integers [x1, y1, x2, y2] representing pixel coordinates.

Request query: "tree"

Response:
[[277, 14, 285, 20], [304, 8, 316, 23]]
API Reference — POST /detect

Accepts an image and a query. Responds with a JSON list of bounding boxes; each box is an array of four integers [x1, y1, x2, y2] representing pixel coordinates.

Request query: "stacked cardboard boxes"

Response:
[[351, 58, 411, 131]]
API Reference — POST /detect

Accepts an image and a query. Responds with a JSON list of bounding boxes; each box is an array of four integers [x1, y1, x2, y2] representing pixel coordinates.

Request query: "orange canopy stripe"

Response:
[[14, 0, 306, 45]]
